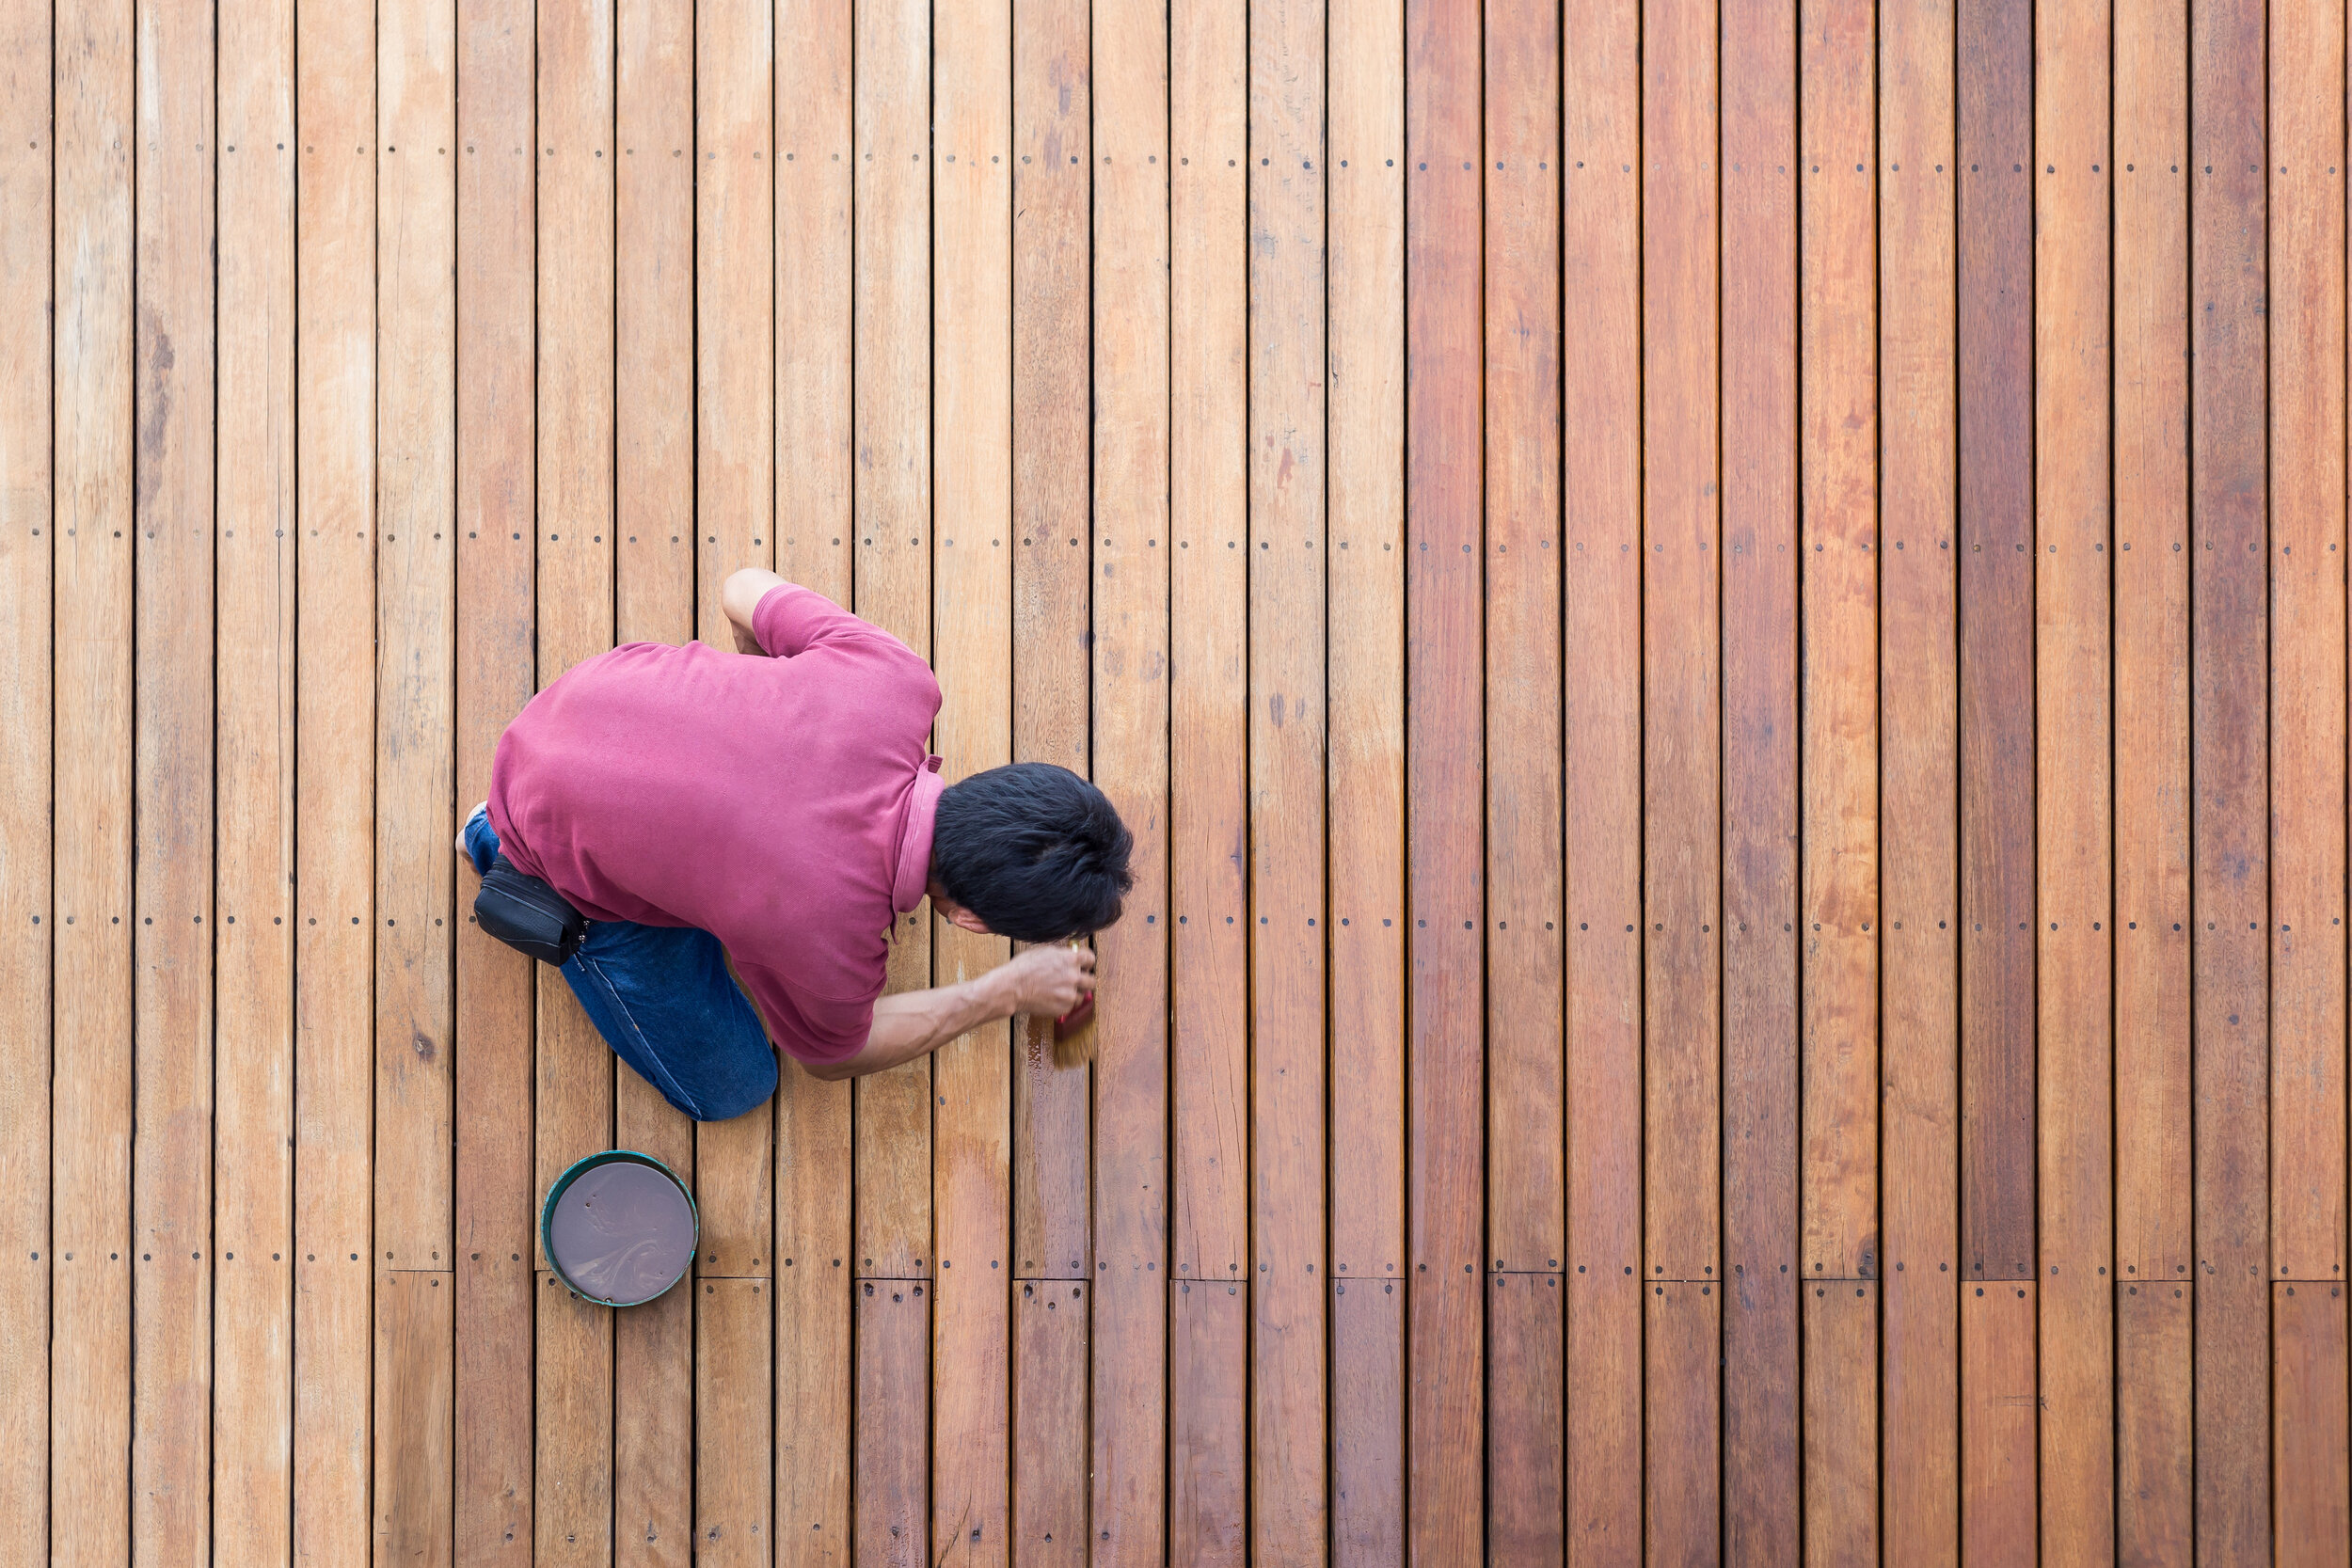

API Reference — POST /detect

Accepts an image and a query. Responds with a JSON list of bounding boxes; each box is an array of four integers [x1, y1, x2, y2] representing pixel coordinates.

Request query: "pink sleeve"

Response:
[[753, 581, 895, 659], [738, 959, 874, 1066]]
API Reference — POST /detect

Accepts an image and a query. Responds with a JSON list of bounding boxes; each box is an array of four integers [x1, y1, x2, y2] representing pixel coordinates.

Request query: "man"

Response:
[[459, 565, 1129, 1118]]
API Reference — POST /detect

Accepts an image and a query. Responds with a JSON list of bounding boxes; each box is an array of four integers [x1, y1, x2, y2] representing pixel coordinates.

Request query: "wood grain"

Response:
[[2275, 1285, 2352, 1564], [1960, 1282, 2038, 1558]]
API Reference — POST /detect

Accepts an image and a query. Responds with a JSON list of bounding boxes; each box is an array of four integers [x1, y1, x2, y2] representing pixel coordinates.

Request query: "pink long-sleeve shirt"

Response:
[[488, 583, 944, 1065]]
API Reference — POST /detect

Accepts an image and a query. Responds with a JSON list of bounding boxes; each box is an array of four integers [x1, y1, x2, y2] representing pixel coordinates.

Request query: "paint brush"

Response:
[[1050, 939, 1098, 1069]]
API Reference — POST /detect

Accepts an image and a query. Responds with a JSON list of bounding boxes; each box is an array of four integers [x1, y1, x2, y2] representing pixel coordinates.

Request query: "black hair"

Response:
[[932, 763, 1135, 942]]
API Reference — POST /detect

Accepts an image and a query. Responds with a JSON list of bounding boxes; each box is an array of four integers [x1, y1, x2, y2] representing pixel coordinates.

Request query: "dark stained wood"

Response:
[[2274, 1285, 2351, 1564], [1329, 1279, 1403, 1566], [1960, 1282, 2037, 1556], [1802, 1281, 1877, 1561], [2117, 1283, 2194, 1563], [2188, 0, 2272, 1548], [1404, 0, 1485, 1550], [1560, 0, 1639, 1546], [1644, 1284, 1719, 1567], [1486, 1273, 1564, 1563], [1877, 0, 1959, 1554], [1170, 1282, 1246, 1565], [1719, 0, 1800, 1550]]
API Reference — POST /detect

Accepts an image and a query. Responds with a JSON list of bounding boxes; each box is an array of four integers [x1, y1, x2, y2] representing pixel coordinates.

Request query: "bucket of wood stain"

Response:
[[539, 1149, 699, 1307]]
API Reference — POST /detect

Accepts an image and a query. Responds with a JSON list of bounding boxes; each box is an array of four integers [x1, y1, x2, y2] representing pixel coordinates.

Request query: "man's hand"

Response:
[[721, 566, 787, 655], [996, 942, 1096, 1018]]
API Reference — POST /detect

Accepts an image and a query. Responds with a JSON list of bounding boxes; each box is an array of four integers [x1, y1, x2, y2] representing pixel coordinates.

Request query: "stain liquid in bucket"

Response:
[[547, 1161, 696, 1304]]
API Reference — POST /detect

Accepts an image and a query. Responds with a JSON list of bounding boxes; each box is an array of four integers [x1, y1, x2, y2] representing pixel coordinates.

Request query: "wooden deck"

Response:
[[6, 0, 2352, 1560]]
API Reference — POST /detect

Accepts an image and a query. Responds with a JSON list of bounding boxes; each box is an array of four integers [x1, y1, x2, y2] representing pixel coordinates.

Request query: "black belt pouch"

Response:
[[474, 854, 588, 965]]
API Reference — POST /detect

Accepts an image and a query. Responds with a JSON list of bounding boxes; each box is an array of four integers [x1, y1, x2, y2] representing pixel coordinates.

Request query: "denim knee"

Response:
[[687, 1047, 778, 1123]]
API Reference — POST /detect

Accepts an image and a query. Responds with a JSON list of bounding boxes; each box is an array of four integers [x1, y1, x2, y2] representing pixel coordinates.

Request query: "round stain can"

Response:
[[540, 1149, 699, 1307]]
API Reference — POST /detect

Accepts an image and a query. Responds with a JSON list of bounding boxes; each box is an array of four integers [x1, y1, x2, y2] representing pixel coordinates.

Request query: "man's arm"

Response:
[[796, 943, 1095, 1082], [722, 567, 786, 656]]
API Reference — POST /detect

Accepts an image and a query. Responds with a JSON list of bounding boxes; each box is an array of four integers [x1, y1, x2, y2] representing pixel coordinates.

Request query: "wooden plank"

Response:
[[695, 1278, 771, 1565], [775, 0, 852, 597], [378, 1270, 458, 1563], [1560, 0, 1639, 1544], [927, 0, 1011, 1551], [1877, 0, 1959, 1555], [1487, 1274, 1564, 1562], [213, 0, 299, 1559], [0, 0, 52, 1555], [1637, 0, 1717, 1549], [612, 8, 698, 1561], [1718, 0, 1800, 1551], [1090, 0, 1170, 1556], [1326, 0, 1406, 1549], [373, 0, 459, 1558], [51, 0, 135, 1557], [1644, 1282, 1718, 1566], [2268, 0, 2347, 1289], [1009, 5, 1092, 1558], [1960, 1282, 2037, 1556], [1404, 0, 1484, 1549], [453, 0, 537, 1559], [1011, 1281, 1087, 1565], [855, 1278, 928, 1565], [294, 0, 378, 1551], [533, 0, 618, 1560], [2111, 0, 2193, 1546], [774, 0, 856, 1556], [1802, 1280, 1877, 1562], [1168, 0, 1250, 1528], [1246, 0, 1327, 1558], [2117, 1281, 2194, 1562], [2032, 0, 2114, 1551], [850, 0, 933, 1544], [2189, 0, 2271, 1545], [1170, 1282, 1247, 1564], [2277, 1284, 2352, 1564], [129, 0, 216, 1553]]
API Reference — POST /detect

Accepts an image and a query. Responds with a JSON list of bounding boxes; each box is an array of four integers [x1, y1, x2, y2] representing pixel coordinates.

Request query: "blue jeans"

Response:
[[465, 806, 777, 1122]]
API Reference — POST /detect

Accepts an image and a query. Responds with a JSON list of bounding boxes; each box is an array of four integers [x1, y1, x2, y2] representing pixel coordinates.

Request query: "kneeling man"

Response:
[[461, 566, 1130, 1118]]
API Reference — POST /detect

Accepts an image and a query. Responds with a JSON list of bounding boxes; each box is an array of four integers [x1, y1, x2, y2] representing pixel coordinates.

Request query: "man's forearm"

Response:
[[801, 969, 1017, 1082]]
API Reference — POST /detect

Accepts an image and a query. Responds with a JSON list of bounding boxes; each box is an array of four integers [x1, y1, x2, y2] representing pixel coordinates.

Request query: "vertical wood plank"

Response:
[[51, 0, 135, 1558], [928, 0, 1012, 1553], [374, 0, 458, 1557], [1327, 0, 1407, 1550], [2111, 0, 2193, 1548], [1010, 0, 1092, 1557], [1484, 0, 1564, 1545], [1877, 0, 1960, 1553], [612, 4, 697, 1560], [1405, 0, 1484, 1549], [0, 0, 53, 1558], [691, 0, 776, 1555], [857, 1278, 930, 1566], [2267, 0, 2347, 1297], [1091, 0, 1171, 1555], [131, 0, 215, 1556], [2189, 0, 2272, 1545], [1561, 0, 1640, 1545], [2275, 1284, 2351, 1564], [453, 0, 537, 1560], [852, 0, 935, 1544], [1960, 1282, 2038, 1557], [294, 0, 379, 1551], [1719, 0, 1800, 1550], [1247, 0, 1327, 1557], [773, 0, 857, 1556], [1639, 0, 1719, 1548], [1168, 0, 1250, 1545], [533, 0, 617, 1559], [2032, 0, 2115, 1549], [214, 0, 299, 1558], [1799, 0, 1879, 1544]]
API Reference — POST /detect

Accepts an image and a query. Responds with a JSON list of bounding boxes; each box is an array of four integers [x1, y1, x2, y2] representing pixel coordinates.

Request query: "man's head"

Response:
[[930, 763, 1134, 942]]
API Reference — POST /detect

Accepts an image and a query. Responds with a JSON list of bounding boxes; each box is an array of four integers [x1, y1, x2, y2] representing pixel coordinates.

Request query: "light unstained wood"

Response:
[[1170, 1282, 1247, 1567], [1877, 0, 1959, 1556], [1168, 0, 1250, 1525], [2031, 0, 2115, 1551], [293, 0, 378, 1553], [129, 0, 217, 1556], [1089, 0, 1170, 1555], [1328, 1279, 1403, 1567], [857, 1277, 929, 1567], [452, 0, 537, 1559], [0, 0, 51, 1556], [1404, 0, 1485, 1551], [696, 1278, 772, 1565], [776, 1073, 853, 1564], [377, 1270, 457, 1565], [536, 1271, 615, 1564], [1559, 0, 1640, 1547], [1012, 1281, 1087, 1567], [927, 0, 1013, 1555], [1719, 0, 1800, 1552]]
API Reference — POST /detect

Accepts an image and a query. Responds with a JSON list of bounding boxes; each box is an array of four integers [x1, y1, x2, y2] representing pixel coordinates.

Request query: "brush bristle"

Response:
[[1052, 1012, 1098, 1069]]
